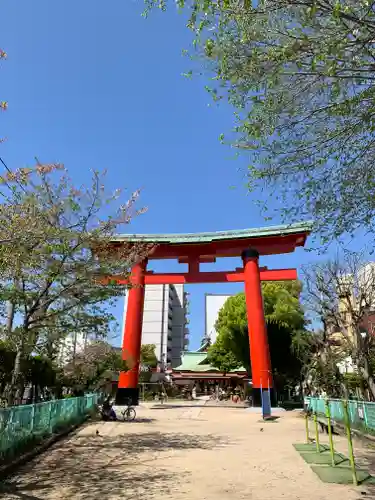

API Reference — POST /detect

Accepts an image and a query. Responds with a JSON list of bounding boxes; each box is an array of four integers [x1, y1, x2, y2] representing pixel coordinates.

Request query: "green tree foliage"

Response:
[[0, 341, 16, 402], [62, 340, 126, 395], [207, 335, 241, 373], [291, 329, 347, 398], [208, 293, 249, 371], [25, 355, 58, 397], [263, 282, 304, 327], [146, 0, 375, 242], [140, 344, 158, 367], [0, 341, 59, 404], [207, 282, 306, 390], [139, 344, 158, 383]]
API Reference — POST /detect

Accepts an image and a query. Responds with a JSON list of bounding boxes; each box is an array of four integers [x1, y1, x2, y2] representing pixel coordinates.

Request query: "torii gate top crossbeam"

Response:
[[110, 221, 312, 260]]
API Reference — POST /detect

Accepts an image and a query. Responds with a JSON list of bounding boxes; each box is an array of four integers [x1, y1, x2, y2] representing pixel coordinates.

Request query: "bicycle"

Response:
[[119, 398, 136, 422]]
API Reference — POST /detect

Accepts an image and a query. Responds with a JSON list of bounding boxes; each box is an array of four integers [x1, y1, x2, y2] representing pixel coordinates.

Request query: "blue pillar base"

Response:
[[252, 388, 275, 410], [115, 387, 139, 406], [260, 388, 272, 419]]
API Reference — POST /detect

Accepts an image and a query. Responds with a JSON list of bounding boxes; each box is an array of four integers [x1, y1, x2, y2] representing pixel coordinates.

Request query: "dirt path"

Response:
[[0, 404, 363, 500]]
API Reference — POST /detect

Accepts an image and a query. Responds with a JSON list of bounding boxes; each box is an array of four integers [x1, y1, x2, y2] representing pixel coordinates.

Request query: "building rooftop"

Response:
[[111, 221, 313, 245], [173, 351, 246, 373], [113, 222, 313, 244]]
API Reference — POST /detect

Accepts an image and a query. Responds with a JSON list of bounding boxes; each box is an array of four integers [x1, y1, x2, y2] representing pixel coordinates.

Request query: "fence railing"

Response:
[[0, 394, 99, 464], [305, 396, 375, 433]]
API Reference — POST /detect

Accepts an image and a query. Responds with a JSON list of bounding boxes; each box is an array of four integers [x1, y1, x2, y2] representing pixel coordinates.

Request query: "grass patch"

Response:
[[299, 451, 347, 465], [293, 443, 329, 452], [311, 465, 375, 485]]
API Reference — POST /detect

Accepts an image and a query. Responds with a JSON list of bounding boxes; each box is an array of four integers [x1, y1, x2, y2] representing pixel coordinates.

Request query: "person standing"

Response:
[[192, 385, 197, 400]]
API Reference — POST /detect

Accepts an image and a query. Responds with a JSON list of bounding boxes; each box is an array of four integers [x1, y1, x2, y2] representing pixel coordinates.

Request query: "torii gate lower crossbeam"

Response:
[[109, 267, 297, 285]]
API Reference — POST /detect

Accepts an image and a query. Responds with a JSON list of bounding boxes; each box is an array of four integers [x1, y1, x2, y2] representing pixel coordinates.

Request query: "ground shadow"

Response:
[[117, 417, 156, 424], [78, 416, 156, 425], [1, 431, 227, 500], [263, 416, 280, 422], [360, 485, 375, 498], [150, 403, 247, 410], [150, 404, 207, 409], [130, 417, 156, 423], [197, 404, 248, 409], [72, 431, 227, 452], [349, 442, 375, 498]]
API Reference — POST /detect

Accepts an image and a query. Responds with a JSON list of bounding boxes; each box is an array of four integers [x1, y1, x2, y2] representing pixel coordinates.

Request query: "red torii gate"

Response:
[[109, 222, 312, 415]]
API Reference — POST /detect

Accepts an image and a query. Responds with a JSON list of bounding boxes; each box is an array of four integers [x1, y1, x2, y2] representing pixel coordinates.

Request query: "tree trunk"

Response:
[[340, 380, 349, 399], [72, 329, 78, 365], [6, 301, 15, 334], [359, 357, 375, 401], [7, 347, 23, 406], [365, 374, 375, 401]]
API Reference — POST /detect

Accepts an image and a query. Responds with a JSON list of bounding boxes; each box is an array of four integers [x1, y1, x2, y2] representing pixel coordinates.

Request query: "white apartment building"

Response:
[[123, 284, 189, 368], [57, 332, 88, 366], [204, 293, 231, 344]]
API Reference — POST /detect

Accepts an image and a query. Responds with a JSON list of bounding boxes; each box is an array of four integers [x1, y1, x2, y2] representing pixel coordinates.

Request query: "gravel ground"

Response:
[[0, 404, 365, 500]]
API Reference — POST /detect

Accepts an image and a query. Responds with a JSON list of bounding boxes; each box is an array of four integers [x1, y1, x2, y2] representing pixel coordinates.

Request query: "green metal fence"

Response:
[[0, 394, 99, 463], [305, 396, 375, 433]]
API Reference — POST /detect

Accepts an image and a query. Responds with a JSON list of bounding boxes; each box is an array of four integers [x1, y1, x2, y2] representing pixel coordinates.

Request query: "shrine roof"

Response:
[[111, 221, 313, 244], [173, 352, 246, 373]]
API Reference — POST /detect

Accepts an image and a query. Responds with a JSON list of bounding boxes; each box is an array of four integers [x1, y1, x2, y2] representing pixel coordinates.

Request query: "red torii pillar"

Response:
[[242, 248, 273, 415], [116, 259, 147, 405]]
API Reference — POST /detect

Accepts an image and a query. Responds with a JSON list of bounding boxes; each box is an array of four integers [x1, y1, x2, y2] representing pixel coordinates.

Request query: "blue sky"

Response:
[[1, 0, 366, 349]]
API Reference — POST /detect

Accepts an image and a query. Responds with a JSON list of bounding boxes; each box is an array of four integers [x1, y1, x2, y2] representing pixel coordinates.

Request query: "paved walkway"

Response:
[[0, 404, 366, 500]]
